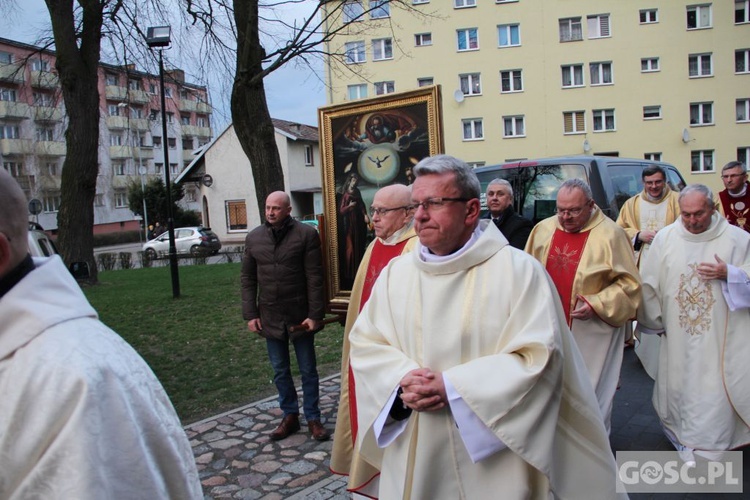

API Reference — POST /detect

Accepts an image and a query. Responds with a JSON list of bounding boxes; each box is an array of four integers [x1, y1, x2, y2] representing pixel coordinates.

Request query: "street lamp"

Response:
[[146, 25, 180, 298]]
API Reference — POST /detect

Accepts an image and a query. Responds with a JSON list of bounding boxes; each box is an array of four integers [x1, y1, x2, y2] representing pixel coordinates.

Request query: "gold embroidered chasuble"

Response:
[[330, 227, 417, 496], [638, 214, 750, 451], [350, 222, 624, 500], [616, 189, 680, 266]]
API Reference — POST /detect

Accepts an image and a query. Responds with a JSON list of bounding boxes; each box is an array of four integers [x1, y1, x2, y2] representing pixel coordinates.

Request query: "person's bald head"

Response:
[[264, 191, 292, 227], [371, 184, 413, 240], [0, 169, 30, 277]]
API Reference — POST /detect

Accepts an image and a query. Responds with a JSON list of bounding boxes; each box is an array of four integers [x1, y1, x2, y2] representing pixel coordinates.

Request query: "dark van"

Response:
[[474, 156, 687, 223]]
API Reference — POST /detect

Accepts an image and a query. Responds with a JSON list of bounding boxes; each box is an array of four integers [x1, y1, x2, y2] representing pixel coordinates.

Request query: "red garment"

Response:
[[544, 229, 590, 325], [719, 183, 750, 232]]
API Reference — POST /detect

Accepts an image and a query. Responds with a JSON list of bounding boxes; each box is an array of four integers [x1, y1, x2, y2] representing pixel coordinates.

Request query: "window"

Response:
[[641, 57, 660, 72], [36, 127, 54, 141], [467, 161, 486, 169], [149, 109, 159, 120], [457, 28, 479, 51], [691, 150, 714, 172], [590, 62, 613, 85], [183, 137, 194, 150], [115, 190, 128, 208], [30, 58, 49, 71], [737, 49, 750, 73], [305, 144, 314, 166], [0, 125, 20, 139], [180, 89, 189, 100], [170, 163, 179, 174], [690, 102, 713, 125], [413, 0, 429, 3], [644, 153, 662, 161], [46, 161, 58, 176], [131, 107, 144, 119], [0, 51, 12, 64], [345, 41, 366, 64], [370, 0, 390, 18], [417, 77, 434, 87], [460, 73, 481, 96], [587, 14, 611, 38], [153, 136, 162, 148], [498, 24, 520, 47], [561, 64, 584, 87], [415, 33, 432, 46], [643, 105, 662, 120], [167, 137, 177, 149], [462, 118, 484, 140], [197, 116, 207, 127], [3, 161, 22, 176], [113, 162, 126, 176], [43, 191, 62, 212], [108, 103, 121, 116], [94, 194, 104, 206], [374, 81, 395, 95], [33, 92, 53, 106], [184, 189, 196, 203], [149, 83, 158, 94], [0, 87, 17, 101], [563, 111, 586, 134], [738, 1, 750, 23], [739, 147, 750, 165], [737, 98, 750, 122], [166, 112, 174, 123], [109, 134, 123, 146], [500, 69, 523, 93], [687, 4, 712, 29], [593, 109, 616, 131], [372, 38, 393, 60], [503, 116, 525, 137], [128, 79, 141, 91], [181, 114, 190, 125], [640, 9, 658, 24], [164, 87, 173, 98], [689, 53, 713, 77], [559, 17, 582, 42], [343, 1, 364, 22], [106, 73, 118, 85], [455, 0, 476, 7], [226, 200, 248, 231], [348, 84, 368, 99]]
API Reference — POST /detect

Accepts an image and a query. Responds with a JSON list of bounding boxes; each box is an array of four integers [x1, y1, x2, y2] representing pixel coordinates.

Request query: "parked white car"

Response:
[[142, 226, 222, 259], [28, 222, 58, 257]]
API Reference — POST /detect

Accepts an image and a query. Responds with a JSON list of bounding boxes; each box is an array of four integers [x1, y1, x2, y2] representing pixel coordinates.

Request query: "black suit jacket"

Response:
[[483, 206, 534, 250]]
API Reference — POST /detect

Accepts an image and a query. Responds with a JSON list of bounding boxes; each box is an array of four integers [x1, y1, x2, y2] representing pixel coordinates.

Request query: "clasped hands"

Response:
[[399, 368, 447, 413]]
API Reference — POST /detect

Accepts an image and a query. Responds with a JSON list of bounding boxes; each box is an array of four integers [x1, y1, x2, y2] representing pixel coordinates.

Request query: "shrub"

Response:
[[93, 230, 142, 247], [138, 250, 153, 268], [119, 252, 133, 270], [97, 252, 118, 271]]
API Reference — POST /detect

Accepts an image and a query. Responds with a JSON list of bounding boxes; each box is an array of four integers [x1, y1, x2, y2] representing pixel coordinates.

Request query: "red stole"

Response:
[[545, 229, 590, 325], [349, 238, 410, 442], [719, 185, 750, 232]]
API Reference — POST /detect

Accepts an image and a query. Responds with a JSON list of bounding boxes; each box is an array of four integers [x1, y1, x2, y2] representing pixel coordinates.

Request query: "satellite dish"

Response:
[[682, 128, 691, 143], [453, 89, 465, 103]]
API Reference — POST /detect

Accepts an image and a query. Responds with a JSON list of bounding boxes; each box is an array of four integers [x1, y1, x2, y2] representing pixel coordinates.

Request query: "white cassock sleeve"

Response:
[[721, 264, 750, 311]]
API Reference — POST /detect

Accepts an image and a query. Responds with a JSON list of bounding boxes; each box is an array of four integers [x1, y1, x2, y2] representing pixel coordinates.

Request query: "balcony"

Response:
[[29, 71, 59, 89], [34, 106, 64, 122], [35, 140, 67, 156], [135, 147, 154, 160], [0, 63, 24, 84], [106, 115, 129, 129], [130, 118, 151, 131], [178, 99, 212, 114], [105, 85, 128, 101], [129, 89, 152, 104], [181, 125, 212, 138], [109, 145, 133, 159], [183, 149, 196, 161], [0, 101, 30, 119], [0, 138, 32, 155]]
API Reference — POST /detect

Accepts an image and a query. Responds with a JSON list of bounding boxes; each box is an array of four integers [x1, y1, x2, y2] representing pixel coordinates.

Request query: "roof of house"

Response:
[[272, 118, 319, 142]]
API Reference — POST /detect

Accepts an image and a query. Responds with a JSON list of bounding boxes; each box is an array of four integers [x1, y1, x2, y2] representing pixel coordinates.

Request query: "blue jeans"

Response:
[[265, 334, 320, 421]]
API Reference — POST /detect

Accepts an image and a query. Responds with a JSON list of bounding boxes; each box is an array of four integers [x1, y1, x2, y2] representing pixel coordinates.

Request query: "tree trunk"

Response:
[[45, 0, 105, 283], [231, 0, 285, 223]]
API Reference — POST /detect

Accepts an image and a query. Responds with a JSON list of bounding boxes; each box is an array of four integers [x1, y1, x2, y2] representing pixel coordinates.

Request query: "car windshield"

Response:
[[608, 164, 686, 211]]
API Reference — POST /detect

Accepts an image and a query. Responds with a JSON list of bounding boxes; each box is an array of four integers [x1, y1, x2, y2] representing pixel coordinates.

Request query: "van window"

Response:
[[476, 163, 587, 222]]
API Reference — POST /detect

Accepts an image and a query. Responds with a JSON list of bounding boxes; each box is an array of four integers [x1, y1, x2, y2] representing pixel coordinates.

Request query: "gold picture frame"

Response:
[[318, 85, 444, 312]]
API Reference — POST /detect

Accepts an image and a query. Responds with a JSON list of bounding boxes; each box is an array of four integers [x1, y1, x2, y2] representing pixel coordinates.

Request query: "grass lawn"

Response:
[[83, 263, 345, 424]]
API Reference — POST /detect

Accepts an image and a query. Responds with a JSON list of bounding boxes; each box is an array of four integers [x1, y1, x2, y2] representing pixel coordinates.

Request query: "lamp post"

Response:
[[146, 25, 180, 298]]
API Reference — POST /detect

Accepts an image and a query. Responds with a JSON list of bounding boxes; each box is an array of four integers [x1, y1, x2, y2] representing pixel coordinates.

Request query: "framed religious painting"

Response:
[[318, 85, 444, 312]]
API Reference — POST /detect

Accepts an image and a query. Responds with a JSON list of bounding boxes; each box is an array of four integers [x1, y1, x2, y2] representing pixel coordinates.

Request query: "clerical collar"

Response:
[[381, 221, 414, 245], [419, 225, 482, 263], [728, 183, 748, 198], [643, 189, 667, 203], [0, 254, 35, 300]]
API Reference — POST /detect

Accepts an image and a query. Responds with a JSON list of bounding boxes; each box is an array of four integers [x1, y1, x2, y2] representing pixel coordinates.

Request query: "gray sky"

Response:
[[0, 0, 326, 128]]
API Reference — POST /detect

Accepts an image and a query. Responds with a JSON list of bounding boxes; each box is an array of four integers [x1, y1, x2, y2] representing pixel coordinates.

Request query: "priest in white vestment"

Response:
[[0, 170, 202, 499], [638, 184, 750, 459], [349, 155, 625, 500]]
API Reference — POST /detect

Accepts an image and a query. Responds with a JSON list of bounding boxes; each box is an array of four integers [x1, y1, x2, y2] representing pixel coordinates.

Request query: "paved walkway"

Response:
[[187, 348, 749, 499]]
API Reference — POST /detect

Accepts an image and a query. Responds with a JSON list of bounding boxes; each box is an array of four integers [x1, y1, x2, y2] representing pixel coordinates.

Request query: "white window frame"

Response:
[[687, 4, 712, 30], [503, 115, 525, 138], [738, 146, 750, 166], [153, 136, 162, 148], [737, 0, 750, 24], [372, 38, 393, 61], [370, 0, 390, 19], [170, 163, 179, 174], [587, 14, 611, 39], [561, 64, 584, 88], [0, 51, 13, 64], [304, 144, 314, 166], [36, 127, 55, 141], [455, 0, 476, 8], [559, 17, 582, 42], [690, 102, 714, 126], [413, 0, 429, 4], [691, 150, 714, 173], [417, 77, 434, 87], [593, 109, 616, 132], [590, 61, 613, 86], [348, 83, 368, 100], [457, 28, 479, 51], [345, 41, 366, 64], [42, 191, 62, 213], [114, 190, 128, 208], [168, 137, 177, 149], [641, 57, 660, 73], [737, 49, 750, 73], [462, 118, 484, 141], [343, 0, 364, 23], [415, 33, 432, 47], [736, 98, 750, 123], [3, 161, 23, 176], [500, 69, 523, 93], [459, 73, 482, 96], [109, 134, 123, 146], [113, 161, 126, 176], [689, 53, 713, 78], [644, 152, 662, 161], [640, 9, 658, 24], [31, 58, 50, 71], [643, 105, 662, 120], [563, 111, 586, 134], [497, 24, 520, 47], [374, 81, 395, 95], [0, 124, 20, 139]]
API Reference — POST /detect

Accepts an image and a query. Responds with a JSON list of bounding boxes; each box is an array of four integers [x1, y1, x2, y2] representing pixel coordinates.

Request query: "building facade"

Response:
[[322, 0, 749, 192], [0, 37, 212, 233]]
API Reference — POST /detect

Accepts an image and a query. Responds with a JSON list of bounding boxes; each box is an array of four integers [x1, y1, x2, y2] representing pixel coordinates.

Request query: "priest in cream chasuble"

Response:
[[525, 179, 641, 431], [638, 185, 750, 454]]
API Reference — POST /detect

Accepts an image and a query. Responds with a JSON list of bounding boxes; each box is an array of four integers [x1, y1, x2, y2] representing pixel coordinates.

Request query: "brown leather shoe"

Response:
[[270, 413, 300, 441], [308, 419, 330, 441]]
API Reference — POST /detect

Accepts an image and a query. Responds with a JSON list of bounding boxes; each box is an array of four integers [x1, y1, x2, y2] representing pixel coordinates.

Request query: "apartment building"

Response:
[[0, 36, 212, 233], [322, 0, 749, 192]]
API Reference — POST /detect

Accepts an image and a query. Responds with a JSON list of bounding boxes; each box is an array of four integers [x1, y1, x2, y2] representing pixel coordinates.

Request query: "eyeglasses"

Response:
[[410, 197, 471, 212], [721, 173, 746, 180], [556, 207, 586, 217], [370, 205, 411, 216]]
